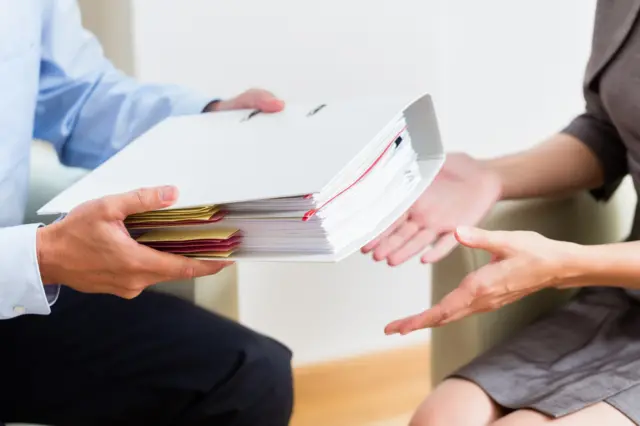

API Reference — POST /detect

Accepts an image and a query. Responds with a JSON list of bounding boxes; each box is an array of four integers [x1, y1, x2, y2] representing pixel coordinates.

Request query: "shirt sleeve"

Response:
[[561, 90, 628, 201], [33, 0, 214, 170], [0, 225, 51, 319]]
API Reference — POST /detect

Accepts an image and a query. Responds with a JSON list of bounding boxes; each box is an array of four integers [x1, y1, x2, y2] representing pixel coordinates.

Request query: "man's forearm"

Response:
[[35, 0, 213, 170], [481, 133, 605, 200]]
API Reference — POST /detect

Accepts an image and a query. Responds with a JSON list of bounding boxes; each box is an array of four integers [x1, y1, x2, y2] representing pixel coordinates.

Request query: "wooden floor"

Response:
[[368, 413, 414, 426], [290, 344, 430, 426]]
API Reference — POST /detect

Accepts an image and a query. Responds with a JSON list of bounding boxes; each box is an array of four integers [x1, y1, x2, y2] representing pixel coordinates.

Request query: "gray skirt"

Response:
[[455, 287, 640, 423]]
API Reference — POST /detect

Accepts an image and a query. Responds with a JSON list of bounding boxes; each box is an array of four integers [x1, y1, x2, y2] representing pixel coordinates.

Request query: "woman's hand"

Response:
[[362, 153, 502, 266], [385, 227, 577, 335]]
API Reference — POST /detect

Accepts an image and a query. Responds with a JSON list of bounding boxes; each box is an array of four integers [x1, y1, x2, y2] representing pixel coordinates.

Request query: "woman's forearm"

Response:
[[558, 241, 640, 289], [481, 133, 605, 200]]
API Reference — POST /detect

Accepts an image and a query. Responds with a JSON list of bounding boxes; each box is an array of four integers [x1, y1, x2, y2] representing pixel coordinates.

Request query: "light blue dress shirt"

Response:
[[0, 0, 212, 319]]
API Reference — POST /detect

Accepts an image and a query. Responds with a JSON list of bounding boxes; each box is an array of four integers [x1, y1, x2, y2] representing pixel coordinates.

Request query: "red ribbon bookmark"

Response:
[[302, 125, 407, 221]]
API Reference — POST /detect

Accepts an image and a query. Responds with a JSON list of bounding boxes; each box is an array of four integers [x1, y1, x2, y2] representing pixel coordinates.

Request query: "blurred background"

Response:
[[75, 1, 597, 424]]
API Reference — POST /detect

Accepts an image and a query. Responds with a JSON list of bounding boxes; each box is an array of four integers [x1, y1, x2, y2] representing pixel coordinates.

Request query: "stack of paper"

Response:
[[38, 93, 445, 262]]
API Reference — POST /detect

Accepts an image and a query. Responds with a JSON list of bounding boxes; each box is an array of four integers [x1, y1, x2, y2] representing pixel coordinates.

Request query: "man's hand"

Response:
[[206, 88, 285, 113], [385, 227, 572, 335], [36, 186, 232, 299]]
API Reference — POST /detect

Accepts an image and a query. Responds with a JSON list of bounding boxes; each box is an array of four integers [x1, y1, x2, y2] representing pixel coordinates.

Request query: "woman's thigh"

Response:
[[410, 378, 504, 426], [493, 403, 633, 426]]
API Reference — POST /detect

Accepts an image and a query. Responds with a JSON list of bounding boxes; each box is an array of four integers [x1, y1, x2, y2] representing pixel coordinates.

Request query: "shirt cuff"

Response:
[[0, 224, 51, 319], [44, 214, 65, 306], [169, 90, 219, 117], [46, 285, 61, 305]]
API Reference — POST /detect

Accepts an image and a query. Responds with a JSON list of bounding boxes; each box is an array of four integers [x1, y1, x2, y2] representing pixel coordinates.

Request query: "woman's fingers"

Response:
[[387, 229, 438, 266], [361, 213, 408, 254], [455, 227, 512, 257], [386, 284, 475, 334], [385, 263, 523, 334], [404, 262, 527, 332], [421, 233, 458, 264], [372, 220, 420, 262]]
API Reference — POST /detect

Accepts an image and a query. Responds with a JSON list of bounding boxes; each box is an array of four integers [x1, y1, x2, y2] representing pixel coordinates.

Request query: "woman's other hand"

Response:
[[385, 227, 576, 335], [362, 153, 502, 266]]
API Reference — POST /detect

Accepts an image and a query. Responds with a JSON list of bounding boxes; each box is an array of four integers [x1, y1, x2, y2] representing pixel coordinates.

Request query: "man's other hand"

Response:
[[36, 186, 232, 299]]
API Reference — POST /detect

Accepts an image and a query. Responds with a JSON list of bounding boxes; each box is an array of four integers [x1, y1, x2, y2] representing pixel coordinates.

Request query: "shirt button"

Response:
[[13, 306, 26, 315]]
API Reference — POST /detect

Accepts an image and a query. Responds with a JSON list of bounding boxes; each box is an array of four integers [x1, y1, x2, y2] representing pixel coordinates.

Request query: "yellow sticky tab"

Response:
[[125, 208, 220, 223], [127, 206, 218, 220], [132, 205, 214, 214], [160, 205, 216, 213], [136, 228, 238, 243]]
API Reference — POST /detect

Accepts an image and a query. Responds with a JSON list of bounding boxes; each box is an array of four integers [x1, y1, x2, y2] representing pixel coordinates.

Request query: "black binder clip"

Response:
[[307, 104, 327, 117], [241, 109, 261, 122]]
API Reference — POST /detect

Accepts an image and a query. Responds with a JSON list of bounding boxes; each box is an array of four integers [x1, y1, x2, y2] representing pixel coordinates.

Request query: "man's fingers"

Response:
[[387, 229, 437, 266], [103, 186, 179, 219], [186, 258, 234, 278], [421, 233, 458, 264], [161, 257, 233, 280], [79, 283, 143, 300], [105, 246, 233, 296], [245, 89, 285, 112], [362, 213, 408, 254], [256, 95, 285, 113], [146, 249, 233, 280], [222, 89, 285, 113]]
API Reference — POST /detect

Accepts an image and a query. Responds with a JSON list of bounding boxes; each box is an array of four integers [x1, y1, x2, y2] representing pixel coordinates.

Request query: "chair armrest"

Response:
[[26, 141, 87, 225], [430, 181, 636, 385]]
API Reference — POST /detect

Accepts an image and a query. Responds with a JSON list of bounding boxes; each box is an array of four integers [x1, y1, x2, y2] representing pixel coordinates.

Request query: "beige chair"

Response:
[[430, 181, 637, 385]]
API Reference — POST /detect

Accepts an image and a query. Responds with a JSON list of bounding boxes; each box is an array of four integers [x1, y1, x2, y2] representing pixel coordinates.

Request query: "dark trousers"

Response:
[[0, 287, 293, 426]]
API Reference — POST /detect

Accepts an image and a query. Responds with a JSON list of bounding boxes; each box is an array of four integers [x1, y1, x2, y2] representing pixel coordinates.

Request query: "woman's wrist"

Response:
[[550, 242, 633, 290], [477, 158, 505, 201], [547, 242, 589, 289]]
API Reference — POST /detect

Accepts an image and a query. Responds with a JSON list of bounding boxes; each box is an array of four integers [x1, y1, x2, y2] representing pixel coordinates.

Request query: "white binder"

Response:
[[39, 92, 445, 262]]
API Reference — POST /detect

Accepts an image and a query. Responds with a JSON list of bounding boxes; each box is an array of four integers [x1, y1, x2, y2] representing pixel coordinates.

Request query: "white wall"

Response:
[[99, 0, 595, 365], [130, 0, 439, 102], [436, 1, 596, 157]]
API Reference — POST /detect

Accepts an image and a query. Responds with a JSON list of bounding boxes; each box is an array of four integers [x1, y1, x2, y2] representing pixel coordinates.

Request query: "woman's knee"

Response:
[[492, 403, 634, 426], [410, 378, 503, 426]]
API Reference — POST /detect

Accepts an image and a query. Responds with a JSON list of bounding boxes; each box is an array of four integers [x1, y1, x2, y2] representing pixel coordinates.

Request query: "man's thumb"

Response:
[[455, 226, 507, 255], [106, 186, 179, 219]]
